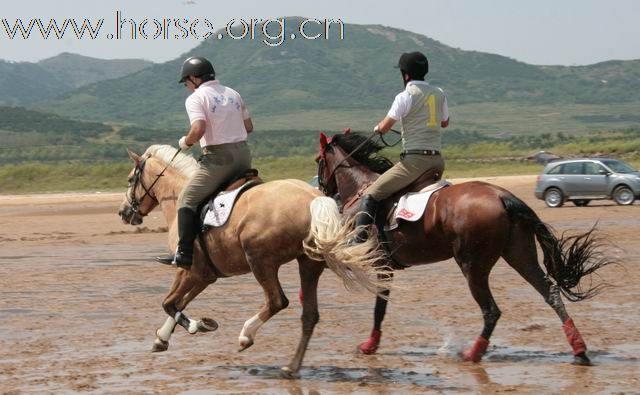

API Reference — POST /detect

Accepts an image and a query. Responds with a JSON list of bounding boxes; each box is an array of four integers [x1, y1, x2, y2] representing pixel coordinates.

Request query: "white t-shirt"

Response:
[[185, 80, 251, 146], [387, 80, 449, 122]]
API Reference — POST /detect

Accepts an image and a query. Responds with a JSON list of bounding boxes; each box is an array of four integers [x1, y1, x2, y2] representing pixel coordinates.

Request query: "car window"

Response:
[[601, 159, 637, 174], [561, 162, 584, 175], [546, 164, 562, 174], [584, 162, 605, 175]]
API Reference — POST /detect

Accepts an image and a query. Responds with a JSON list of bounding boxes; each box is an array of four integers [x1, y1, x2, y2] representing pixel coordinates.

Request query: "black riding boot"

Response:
[[156, 207, 198, 268], [348, 194, 379, 246]]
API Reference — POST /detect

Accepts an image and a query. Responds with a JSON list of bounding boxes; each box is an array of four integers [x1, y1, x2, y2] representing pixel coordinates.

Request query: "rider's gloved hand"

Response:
[[178, 136, 192, 151]]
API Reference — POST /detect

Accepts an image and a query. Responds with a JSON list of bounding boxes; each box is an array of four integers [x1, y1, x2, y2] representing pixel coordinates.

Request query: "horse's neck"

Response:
[[145, 165, 186, 227], [334, 158, 379, 206]]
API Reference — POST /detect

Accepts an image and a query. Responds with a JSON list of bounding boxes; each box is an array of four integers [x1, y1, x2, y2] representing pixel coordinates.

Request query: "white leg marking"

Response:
[[157, 317, 176, 341], [187, 318, 199, 334], [238, 314, 265, 347]]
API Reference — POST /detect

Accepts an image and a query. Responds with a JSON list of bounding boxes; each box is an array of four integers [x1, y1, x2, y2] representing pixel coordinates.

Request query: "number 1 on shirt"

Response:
[[425, 95, 437, 128]]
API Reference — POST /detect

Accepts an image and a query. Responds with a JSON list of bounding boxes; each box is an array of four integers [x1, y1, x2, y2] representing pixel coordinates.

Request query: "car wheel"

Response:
[[544, 188, 564, 208], [613, 186, 635, 205], [573, 199, 590, 207]]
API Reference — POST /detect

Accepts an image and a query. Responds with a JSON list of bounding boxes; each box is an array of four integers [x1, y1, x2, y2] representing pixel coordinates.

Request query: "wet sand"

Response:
[[0, 177, 639, 394]]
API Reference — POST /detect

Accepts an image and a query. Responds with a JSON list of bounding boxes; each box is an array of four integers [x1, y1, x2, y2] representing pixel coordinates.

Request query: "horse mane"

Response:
[[331, 133, 394, 174], [143, 144, 198, 178]]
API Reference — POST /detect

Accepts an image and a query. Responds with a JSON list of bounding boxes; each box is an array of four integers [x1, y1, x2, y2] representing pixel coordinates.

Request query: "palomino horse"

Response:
[[316, 131, 614, 365], [118, 145, 383, 374]]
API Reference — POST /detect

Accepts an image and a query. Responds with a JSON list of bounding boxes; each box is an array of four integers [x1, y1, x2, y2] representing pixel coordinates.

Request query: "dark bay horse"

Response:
[[118, 145, 384, 375], [316, 131, 614, 365]]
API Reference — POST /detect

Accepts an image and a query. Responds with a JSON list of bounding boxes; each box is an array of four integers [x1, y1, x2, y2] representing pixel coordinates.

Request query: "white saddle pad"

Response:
[[203, 182, 254, 228], [385, 180, 450, 231]]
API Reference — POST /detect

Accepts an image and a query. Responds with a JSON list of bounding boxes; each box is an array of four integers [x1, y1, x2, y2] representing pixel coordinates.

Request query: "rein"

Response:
[[379, 128, 402, 147], [129, 148, 182, 216], [319, 129, 401, 193]]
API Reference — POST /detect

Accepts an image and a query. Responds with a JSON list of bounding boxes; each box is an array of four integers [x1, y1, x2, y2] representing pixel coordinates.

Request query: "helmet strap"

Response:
[[401, 71, 411, 87], [188, 76, 203, 89]]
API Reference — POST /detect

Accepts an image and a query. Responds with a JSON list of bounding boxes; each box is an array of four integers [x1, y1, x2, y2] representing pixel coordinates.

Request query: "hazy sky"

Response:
[[0, 0, 638, 66]]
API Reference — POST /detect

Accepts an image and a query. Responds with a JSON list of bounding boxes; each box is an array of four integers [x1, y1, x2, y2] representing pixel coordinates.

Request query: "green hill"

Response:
[[0, 53, 152, 106], [36, 17, 640, 131]]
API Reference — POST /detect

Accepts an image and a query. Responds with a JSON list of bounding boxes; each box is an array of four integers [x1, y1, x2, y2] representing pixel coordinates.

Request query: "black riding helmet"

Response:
[[179, 56, 215, 83], [396, 51, 429, 80]]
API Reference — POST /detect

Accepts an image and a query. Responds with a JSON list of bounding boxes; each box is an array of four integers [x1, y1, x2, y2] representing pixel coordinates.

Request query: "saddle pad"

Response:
[[203, 181, 256, 228], [385, 180, 450, 231]]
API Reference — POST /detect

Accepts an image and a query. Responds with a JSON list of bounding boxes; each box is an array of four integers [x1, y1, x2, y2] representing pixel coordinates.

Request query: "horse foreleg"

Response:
[[238, 264, 289, 352], [153, 270, 214, 352], [358, 269, 394, 355], [282, 256, 324, 376]]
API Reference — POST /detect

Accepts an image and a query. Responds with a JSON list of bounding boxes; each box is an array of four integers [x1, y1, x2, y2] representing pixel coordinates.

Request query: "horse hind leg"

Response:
[[238, 261, 289, 352], [282, 255, 325, 376], [459, 263, 502, 362], [502, 228, 591, 366]]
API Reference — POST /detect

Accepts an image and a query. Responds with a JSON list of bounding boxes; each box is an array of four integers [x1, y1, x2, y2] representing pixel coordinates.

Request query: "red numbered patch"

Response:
[[398, 208, 415, 219]]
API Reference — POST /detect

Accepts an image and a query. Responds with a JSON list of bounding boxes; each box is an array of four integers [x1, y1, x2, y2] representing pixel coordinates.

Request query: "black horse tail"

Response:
[[501, 193, 614, 302]]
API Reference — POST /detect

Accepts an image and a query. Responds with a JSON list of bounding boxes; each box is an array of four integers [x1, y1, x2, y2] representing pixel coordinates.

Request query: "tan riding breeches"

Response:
[[178, 141, 252, 211], [365, 154, 445, 201]]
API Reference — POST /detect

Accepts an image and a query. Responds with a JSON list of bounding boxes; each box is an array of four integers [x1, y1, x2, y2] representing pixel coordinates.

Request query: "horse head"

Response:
[[118, 149, 161, 225], [316, 130, 393, 199]]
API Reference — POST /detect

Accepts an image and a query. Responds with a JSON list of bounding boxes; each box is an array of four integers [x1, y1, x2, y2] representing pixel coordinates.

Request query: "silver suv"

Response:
[[534, 158, 640, 207]]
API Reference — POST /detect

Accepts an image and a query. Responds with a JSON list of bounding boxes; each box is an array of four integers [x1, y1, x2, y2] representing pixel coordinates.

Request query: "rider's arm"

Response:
[[377, 91, 410, 134], [244, 118, 254, 133], [440, 96, 450, 128], [184, 120, 206, 146], [375, 116, 397, 134]]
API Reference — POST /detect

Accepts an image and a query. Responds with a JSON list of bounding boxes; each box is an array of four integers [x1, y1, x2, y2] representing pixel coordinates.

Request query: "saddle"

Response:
[[156, 169, 262, 270], [343, 168, 449, 267], [343, 167, 444, 218], [198, 168, 262, 229]]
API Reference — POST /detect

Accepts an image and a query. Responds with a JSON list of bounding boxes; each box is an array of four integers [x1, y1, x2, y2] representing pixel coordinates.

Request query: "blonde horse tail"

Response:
[[303, 196, 389, 296]]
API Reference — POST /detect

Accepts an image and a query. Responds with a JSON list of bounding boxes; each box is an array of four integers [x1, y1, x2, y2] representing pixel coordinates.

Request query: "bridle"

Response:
[[127, 149, 181, 216], [317, 130, 399, 195]]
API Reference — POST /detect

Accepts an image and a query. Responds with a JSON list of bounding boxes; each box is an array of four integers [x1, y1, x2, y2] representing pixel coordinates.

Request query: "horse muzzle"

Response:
[[119, 206, 144, 225]]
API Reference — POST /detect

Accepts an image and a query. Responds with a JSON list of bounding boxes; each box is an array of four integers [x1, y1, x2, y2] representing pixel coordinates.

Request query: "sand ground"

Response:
[[0, 176, 638, 394]]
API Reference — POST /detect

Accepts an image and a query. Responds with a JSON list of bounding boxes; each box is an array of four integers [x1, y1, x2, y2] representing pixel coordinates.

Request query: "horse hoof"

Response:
[[461, 350, 483, 363], [197, 318, 219, 332], [238, 337, 254, 352], [572, 352, 592, 366], [151, 339, 169, 352], [280, 365, 297, 379], [358, 341, 378, 355]]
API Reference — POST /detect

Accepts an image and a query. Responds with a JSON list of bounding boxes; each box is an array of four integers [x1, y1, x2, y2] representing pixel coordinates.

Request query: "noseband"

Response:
[[127, 149, 182, 216], [127, 158, 159, 217]]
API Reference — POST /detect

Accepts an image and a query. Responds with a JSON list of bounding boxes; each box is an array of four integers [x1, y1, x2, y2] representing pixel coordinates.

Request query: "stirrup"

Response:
[[173, 249, 193, 269], [155, 255, 175, 265]]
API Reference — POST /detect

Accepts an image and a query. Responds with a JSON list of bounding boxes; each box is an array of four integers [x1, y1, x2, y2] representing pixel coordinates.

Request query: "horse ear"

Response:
[[343, 128, 351, 135], [319, 132, 328, 150], [127, 149, 141, 165]]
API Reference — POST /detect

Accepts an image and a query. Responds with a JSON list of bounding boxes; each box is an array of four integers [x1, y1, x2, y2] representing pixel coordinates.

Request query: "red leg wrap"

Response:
[[563, 318, 587, 355], [299, 288, 303, 304], [358, 329, 381, 354], [463, 336, 490, 362]]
